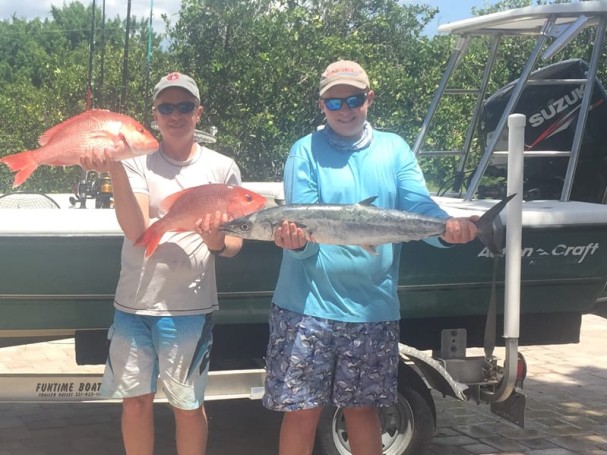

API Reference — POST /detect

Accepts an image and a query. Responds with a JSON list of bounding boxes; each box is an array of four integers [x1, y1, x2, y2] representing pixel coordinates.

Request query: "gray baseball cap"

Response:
[[153, 72, 200, 101]]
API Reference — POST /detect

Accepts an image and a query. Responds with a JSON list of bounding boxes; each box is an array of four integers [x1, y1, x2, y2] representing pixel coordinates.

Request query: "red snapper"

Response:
[[136, 183, 267, 257], [0, 109, 159, 187]]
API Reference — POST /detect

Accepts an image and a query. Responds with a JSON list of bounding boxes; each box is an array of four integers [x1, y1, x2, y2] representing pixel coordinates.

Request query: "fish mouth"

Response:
[[218, 221, 237, 234], [219, 218, 252, 238]]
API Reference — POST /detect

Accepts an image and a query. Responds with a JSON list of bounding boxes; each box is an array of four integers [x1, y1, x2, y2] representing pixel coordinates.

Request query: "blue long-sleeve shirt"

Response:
[[272, 127, 448, 322]]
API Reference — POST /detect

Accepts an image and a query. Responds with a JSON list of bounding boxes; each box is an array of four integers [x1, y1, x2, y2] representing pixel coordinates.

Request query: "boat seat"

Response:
[[0, 193, 60, 209]]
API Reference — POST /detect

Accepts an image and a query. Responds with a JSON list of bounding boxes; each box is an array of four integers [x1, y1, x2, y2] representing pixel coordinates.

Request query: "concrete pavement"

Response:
[[0, 314, 606, 454], [425, 313, 607, 455]]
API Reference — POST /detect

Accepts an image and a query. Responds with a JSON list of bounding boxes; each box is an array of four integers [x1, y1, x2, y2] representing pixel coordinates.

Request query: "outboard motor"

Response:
[[479, 59, 607, 203]]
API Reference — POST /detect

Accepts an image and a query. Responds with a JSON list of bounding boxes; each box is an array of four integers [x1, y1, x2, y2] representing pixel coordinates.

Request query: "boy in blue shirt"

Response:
[[262, 60, 478, 454]]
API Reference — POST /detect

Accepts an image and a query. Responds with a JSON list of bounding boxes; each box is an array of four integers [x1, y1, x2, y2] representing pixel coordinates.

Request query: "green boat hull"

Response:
[[2, 200, 606, 351]]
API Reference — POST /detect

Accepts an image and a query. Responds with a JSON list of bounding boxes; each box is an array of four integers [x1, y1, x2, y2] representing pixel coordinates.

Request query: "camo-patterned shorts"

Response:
[[262, 304, 399, 411]]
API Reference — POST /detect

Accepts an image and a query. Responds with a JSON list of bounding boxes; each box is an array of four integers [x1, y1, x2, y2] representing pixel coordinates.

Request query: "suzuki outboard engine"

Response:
[[479, 59, 607, 203]]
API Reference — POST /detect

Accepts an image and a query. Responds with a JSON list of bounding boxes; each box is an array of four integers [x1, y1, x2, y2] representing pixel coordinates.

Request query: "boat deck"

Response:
[[3, 190, 607, 237]]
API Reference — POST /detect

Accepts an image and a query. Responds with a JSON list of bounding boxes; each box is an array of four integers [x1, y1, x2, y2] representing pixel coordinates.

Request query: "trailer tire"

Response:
[[314, 386, 435, 455]]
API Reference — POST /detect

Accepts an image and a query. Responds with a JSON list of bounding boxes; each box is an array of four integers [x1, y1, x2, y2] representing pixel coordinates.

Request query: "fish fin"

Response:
[[476, 194, 516, 255], [134, 222, 164, 257], [37, 109, 111, 146], [38, 127, 60, 146], [117, 132, 133, 153], [160, 188, 192, 212], [0, 151, 39, 187], [358, 196, 378, 206]]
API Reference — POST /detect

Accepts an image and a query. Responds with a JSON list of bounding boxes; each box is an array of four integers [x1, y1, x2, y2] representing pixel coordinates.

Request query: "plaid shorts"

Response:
[[262, 304, 399, 411]]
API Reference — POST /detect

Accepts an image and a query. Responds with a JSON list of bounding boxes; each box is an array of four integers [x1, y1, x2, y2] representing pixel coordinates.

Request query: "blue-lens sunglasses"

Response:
[[154, 101, 197, 115], [321, 93, 367, 111]]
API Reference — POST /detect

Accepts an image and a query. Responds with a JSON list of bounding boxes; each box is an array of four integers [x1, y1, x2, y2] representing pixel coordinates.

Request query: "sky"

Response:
[[0, 0, 503, 36], [420, 0, 502, 35], [0, 0, 179, 34]]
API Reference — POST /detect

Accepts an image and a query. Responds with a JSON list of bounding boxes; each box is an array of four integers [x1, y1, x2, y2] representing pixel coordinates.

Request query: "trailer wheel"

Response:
[[314, 386, 435, 455]]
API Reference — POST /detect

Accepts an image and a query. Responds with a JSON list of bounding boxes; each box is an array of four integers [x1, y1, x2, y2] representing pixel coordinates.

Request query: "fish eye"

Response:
[[245, 194, 252, 202], [240, 223, 250, 231]]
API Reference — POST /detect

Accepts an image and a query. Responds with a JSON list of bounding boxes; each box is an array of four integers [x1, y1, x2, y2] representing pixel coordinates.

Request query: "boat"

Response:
[[2, 2, 607, 454]]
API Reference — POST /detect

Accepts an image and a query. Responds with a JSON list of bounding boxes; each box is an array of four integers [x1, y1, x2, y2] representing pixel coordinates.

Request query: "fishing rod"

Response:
[[85, 0, 96, 110], [98, 0, 106, 107], [145, 0, 154, 121], [120, 0, 132, 114]]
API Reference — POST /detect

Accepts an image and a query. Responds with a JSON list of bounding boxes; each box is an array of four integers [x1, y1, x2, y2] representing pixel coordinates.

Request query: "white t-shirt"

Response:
[[113, 144, 241, 316]]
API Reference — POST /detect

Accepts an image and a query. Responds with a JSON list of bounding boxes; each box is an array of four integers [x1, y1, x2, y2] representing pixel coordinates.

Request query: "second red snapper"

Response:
[[135, 183, 267, 257], [0, 109, 159, 187]]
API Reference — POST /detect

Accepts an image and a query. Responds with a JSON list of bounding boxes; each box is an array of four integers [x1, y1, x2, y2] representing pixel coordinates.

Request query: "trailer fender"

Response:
[[396, 362, 437, 428], [398, 343, 468, 401], [314, 362, 438, 455]]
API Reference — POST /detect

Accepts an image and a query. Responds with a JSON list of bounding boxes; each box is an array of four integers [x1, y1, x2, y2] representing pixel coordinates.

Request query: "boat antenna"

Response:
[[86, 0, 97, 110], [120, 0, 132, 113], [145, 0, 154, 122], [98, 0, 106, 107]]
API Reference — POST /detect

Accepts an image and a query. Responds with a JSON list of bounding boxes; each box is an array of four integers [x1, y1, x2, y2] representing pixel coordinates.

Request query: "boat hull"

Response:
[[2, 196, 606, 351]]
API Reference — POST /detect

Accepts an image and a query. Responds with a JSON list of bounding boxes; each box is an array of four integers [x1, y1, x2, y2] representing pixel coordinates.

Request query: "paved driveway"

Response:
[[1, 314, 606, 454]]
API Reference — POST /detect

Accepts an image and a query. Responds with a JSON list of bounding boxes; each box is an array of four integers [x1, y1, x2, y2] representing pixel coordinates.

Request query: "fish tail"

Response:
[[476, 194, 516, 255], [0, 151, 38, 187], [134, 224, 164, 257]]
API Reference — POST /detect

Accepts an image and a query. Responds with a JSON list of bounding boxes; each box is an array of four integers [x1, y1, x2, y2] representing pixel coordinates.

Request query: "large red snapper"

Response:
[[135, 183, 267, 257], [0, 109, 159, 187]]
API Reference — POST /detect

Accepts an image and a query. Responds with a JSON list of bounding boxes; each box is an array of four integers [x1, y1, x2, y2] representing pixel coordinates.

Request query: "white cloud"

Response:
[[0, 0, 181, 33]]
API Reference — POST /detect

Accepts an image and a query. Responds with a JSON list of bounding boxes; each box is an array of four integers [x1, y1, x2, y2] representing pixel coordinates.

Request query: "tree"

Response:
[[0, 3, 167, 192], [2, 0, 603, 193], [168, 0, 438, 181]]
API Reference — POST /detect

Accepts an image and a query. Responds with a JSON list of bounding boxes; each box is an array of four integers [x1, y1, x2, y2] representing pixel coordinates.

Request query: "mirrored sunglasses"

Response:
[[155, 101, 197, 115], [321, 93, 367, 111]]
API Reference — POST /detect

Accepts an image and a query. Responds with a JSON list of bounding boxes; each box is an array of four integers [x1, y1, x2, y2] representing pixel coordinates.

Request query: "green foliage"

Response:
[[1, 0, 606, 193], [0, 2, 165, 192], [166, 0, 438, 180]]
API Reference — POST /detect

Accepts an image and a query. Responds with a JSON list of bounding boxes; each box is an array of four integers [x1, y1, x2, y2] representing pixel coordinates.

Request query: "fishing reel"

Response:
[[70, 170, 113, 209], [92, 171, 113, 208]]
